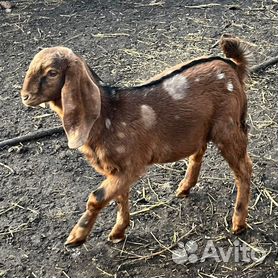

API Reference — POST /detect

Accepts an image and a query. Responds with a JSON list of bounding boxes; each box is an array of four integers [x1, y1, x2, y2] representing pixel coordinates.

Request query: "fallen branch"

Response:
[[0, 55, 278, 149], [250, 56, 278, 73], [0, 126, 64, 149]]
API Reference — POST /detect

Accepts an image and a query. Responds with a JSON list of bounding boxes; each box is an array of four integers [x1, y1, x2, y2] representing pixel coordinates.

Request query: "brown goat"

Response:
[[21, 36, 252, 247]]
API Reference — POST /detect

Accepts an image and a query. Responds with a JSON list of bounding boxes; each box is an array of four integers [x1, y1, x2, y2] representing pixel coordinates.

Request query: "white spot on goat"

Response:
[[217, 72, 225, 80], [121, 122, 127, 127], [228, 117, 235, 127], [141, 105, 156, 129], [195, 77, 200, 82], [163, 75, 189, 100], [116, 146, 125, 154], [105, 118, 111, 129], [117, 132, 125, 139], [227, 81, 234, 92]]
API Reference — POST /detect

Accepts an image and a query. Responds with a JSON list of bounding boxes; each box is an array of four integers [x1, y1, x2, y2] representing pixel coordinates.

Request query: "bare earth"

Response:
[[0, 1, 278, 277]]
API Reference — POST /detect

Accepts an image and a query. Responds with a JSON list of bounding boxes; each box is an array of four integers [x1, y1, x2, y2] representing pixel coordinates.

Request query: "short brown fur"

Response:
[[21, 36, 252, 247]]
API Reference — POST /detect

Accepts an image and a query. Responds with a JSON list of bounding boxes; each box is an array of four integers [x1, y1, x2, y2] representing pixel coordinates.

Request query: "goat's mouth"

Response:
[[21, 95, 45, 108]]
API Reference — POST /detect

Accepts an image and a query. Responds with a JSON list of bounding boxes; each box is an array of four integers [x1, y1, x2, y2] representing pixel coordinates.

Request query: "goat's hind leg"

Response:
[[231, 152, 252, 234], [176, 144, 207, 198], [215, 127, 252, 234]]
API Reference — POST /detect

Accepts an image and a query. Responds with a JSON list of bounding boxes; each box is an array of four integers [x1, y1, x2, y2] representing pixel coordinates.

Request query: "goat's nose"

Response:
[[22, 94, 30, 101]]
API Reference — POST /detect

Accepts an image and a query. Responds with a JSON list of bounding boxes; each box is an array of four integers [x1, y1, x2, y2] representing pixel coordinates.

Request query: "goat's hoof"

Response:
[[64, 225, 89, 248], [65, 233, 87, 248], [108, 232, 125, 244], [175, 190, 190, 198], [232, 223, 247, 235], [64, 238, 86, 248]]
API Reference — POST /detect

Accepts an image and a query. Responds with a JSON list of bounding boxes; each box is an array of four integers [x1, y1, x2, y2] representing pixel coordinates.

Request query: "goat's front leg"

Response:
[[108, 193, 130, 243], [176, 144, 207, 197], [65, 177, 130, 247]]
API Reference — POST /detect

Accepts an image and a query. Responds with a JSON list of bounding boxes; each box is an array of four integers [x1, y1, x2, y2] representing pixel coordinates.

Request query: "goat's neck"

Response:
[[48, 98, 63, 118]]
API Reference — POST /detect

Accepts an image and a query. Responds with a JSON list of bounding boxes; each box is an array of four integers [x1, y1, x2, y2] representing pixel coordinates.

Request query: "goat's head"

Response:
[[21, 47, 101, 149]]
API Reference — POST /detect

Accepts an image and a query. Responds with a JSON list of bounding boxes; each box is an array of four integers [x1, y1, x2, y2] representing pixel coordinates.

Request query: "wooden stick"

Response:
[[0, 126, 64, 149], [250, 56, 278, 73]]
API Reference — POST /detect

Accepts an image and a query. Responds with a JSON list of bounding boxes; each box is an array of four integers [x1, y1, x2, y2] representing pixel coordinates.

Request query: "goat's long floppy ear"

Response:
[[61, 57, 101, 149]]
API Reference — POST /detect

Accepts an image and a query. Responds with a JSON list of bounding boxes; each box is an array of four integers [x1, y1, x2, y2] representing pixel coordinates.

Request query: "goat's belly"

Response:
[[151, 142, 201, 164], [149, 123, 208, 164]]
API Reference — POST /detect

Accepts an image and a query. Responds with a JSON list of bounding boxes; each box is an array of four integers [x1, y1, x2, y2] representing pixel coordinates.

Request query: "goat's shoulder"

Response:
[[79, 143, 122, 176]]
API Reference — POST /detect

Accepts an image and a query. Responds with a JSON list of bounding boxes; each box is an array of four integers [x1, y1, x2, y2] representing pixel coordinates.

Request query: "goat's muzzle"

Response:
[[21, 91, 38, 107]]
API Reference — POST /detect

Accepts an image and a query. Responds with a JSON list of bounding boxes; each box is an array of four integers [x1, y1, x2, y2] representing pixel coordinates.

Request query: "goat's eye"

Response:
[[47, 70, 58, 78]]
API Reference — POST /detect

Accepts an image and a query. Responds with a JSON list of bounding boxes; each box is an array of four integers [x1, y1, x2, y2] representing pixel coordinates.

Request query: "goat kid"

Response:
[[21, 36, 252, 247]]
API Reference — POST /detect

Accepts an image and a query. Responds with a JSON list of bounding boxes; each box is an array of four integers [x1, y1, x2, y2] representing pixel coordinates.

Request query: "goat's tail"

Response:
[[220, 34, 253, 82]]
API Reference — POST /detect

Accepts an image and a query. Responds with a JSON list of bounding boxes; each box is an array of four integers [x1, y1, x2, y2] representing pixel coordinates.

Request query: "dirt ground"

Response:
[[1, 0, 278, 277]]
